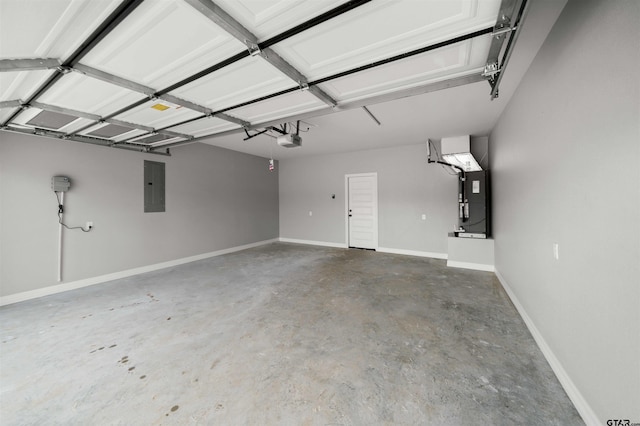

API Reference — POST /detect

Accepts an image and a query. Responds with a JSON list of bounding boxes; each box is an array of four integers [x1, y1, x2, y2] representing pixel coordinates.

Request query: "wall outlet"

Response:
[[86, 221, 93, 229], [421, 214, 426, 220], [308, 211, 312, 216], [553, 243, 559, 260]]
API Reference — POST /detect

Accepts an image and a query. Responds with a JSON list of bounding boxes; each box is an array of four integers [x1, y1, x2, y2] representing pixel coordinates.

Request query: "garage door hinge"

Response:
[[483, 62, 500, 78], [246, 41, 261, 56]]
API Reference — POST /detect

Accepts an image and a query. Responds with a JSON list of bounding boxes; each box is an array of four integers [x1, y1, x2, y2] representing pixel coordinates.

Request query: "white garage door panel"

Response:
[[116, 100, 202, 129], [38, 73, 144, 116], [170, 116, 240, 138], [170, 56, 294, 111], [80, 0, 246, 89], [272, 0, 500, 80], [0, 70, 56, 102], [0, 0, 121, 59], [214, 0, 347, 42], [318, 35, 491, 102], [0, 107, 18, 124], [228, 90, 326, 123]]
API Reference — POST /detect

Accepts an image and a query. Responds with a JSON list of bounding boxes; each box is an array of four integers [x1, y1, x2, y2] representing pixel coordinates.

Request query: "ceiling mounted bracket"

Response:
[[0, 100, 24, 109], [492, 26, 517, 37], [247, 42, 261, 57], [483, 0, 529, 100], [214, 112, 250, 128], [482, 62, 500, 78], [299, 81, 310, 91], [362, 106, 381, 126], [0, 58, 61, 72], [56, 66, 72, 75]]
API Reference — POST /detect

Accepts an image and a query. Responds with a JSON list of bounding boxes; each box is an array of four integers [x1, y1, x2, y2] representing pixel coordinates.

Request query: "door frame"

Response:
[[345, 172, 378, 249]]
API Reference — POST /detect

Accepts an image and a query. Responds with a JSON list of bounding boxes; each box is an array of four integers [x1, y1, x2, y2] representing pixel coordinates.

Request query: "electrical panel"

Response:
[[51, 176, 71, 192], [144, 160, 165, 213]]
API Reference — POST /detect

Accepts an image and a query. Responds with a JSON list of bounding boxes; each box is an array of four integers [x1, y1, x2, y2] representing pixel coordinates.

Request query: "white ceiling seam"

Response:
[[0, 0, 532, 155]]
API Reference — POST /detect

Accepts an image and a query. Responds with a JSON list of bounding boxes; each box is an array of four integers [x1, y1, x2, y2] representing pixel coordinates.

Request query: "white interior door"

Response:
[[346, 173, 378, 249]]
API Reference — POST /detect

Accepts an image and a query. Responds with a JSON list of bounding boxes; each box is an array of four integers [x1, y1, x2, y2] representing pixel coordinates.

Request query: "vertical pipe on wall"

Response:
[[58, 192, 64, 282]]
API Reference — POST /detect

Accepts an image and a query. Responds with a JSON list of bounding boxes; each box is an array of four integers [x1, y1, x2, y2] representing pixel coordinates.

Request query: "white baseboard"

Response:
[[377, 247, 447, 260], [0, 238, 278, 307], [447, 260, 495, 272], [279, 238, 348, 249], [494, 269, 600, 426]]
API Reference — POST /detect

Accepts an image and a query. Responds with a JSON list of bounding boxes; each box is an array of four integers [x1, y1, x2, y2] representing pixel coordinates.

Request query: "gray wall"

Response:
[[0, 132, 279, 297], [490, 0, 639, 421], [279, 143, 459, 254]]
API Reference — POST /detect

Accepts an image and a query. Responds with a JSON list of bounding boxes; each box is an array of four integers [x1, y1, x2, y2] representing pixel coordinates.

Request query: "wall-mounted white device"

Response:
[[441, 135, 482, 172], [51, 175, 91, 283], [51, 176, 71, 192]]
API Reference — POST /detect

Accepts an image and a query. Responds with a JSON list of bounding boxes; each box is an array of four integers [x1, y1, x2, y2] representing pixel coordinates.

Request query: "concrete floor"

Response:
[[0, 243, 583, 425]]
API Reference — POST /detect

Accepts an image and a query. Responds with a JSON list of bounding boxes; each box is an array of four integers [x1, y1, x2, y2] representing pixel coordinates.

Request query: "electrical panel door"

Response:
[[144, 160, 165, 213]]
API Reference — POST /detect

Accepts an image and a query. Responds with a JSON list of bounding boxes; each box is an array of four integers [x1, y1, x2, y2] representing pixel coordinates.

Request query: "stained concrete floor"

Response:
[[0, 243, 583, 425]]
